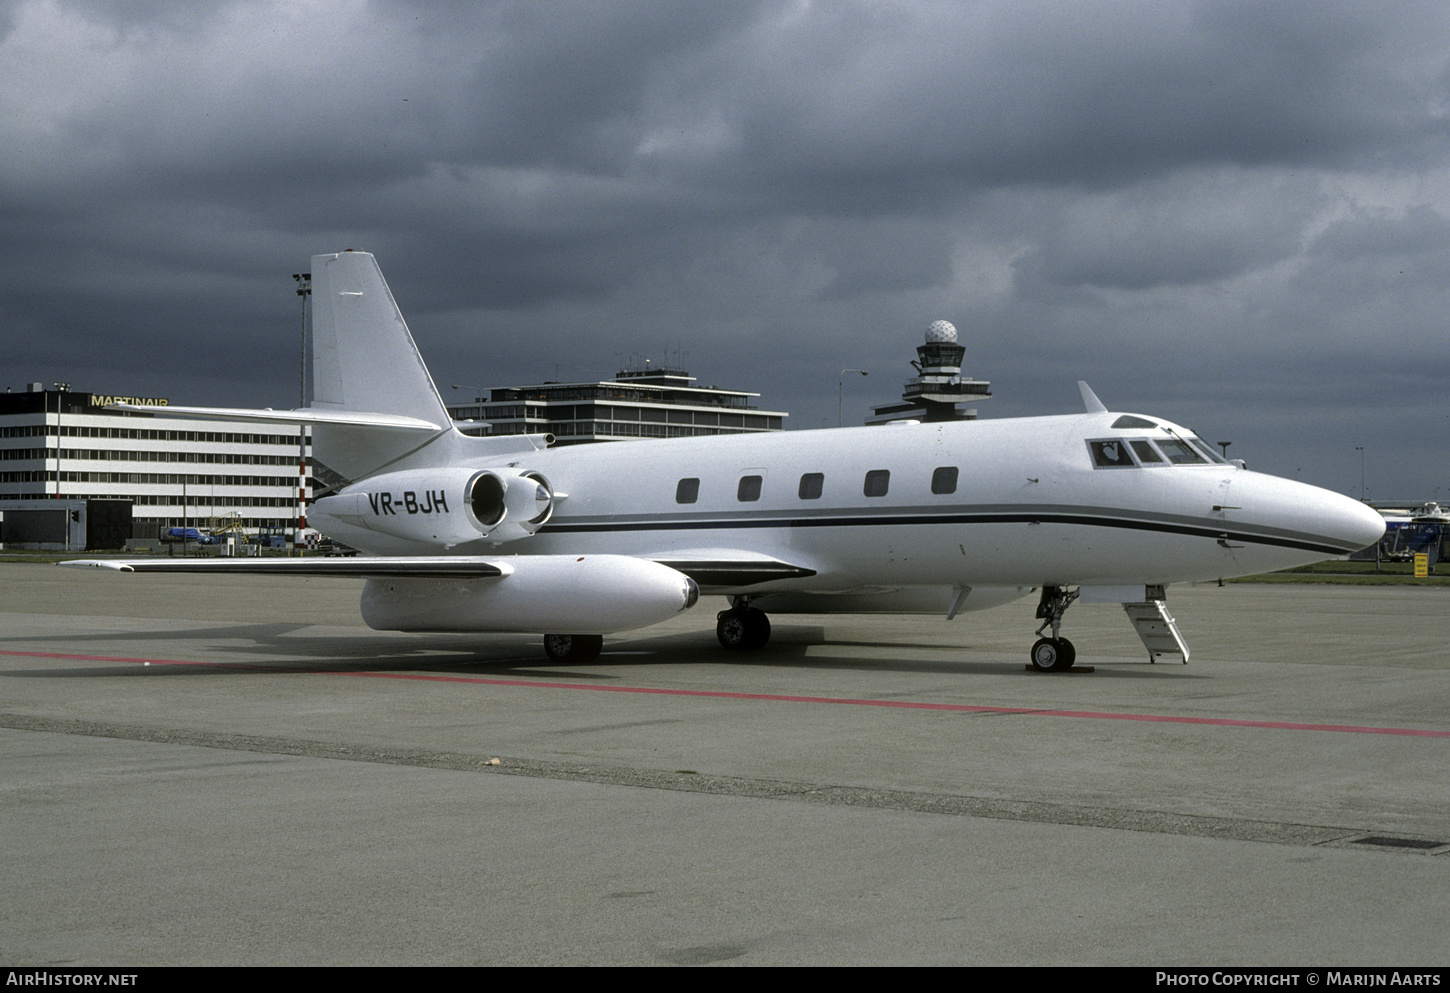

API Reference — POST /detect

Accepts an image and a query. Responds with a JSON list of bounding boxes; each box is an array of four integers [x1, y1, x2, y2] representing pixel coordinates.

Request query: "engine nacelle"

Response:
[[465, 468, 555, 543], [313, 467, 555, 548], [360, 554, 700, 634]]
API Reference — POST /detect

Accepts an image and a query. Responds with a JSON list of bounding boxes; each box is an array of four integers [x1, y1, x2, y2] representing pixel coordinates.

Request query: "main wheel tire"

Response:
[[543, 633, 603, 662], [717, 609, 748, 650], [717, 608, 771, 650], [1030, 636, 1074, 673], [742, 608, 771, 649], [1056, 637, 1076, 669]]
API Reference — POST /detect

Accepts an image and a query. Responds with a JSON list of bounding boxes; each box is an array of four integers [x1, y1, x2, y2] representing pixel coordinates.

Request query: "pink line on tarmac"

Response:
[[6, 649, 1449, 738]]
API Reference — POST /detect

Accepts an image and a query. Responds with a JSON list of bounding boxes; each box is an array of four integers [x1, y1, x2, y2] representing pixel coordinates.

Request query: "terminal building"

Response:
[[447, 366, 786, 443], [2, 363, 783, 548], [0, 384, 308, 547]]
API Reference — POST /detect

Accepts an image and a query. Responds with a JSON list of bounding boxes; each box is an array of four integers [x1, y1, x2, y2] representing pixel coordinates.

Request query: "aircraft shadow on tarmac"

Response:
[[1, 620, 1197, 681], [572, 625, 1201, 679]]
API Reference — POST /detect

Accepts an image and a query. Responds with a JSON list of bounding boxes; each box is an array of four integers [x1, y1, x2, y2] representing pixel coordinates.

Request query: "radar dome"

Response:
[[925, 320, 957, 344]]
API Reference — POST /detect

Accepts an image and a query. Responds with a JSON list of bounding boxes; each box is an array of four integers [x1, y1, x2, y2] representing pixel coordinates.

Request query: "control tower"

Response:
[[866, 320, 991, 424]]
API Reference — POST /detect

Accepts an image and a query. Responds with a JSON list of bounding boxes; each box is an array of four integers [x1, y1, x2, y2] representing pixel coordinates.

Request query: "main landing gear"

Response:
[[717, 597, 771, 651], [1030, 585, 1079, 672], [542, 633, 603, 662]]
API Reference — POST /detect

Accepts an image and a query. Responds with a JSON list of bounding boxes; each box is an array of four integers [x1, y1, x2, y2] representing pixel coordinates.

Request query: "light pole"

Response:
[[839, 369, 867, 427], [51, 382, 70, 500], [451, 383, 490, 420], [1217, 441, 1231, 459], [1356, 446, 1365, 502], [451, 384, 500, 438]]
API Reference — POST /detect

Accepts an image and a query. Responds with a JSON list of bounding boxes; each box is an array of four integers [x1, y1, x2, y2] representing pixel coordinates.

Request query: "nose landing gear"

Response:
[[1030, 585, 1079, 672]]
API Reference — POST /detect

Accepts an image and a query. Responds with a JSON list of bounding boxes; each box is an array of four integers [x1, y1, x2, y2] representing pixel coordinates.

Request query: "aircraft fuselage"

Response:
[[71, 250, 1387, 667], [312, 409, 1383, 599]]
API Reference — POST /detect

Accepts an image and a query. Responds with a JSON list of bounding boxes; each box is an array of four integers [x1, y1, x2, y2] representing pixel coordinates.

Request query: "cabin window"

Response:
[[1130, 440, 1164, 465], [738, 475, 763, 502], [676, 478, 699, 504], [799, 473, 824, 499], [863, 469, 890, 497], [1089, 440, 1137, 468], [931, 466, 958, 494]]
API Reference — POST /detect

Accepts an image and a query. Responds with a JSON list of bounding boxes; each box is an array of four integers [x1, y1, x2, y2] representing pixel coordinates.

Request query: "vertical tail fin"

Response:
[[307, 251, 452, 425], [306, 251, 456, 486]]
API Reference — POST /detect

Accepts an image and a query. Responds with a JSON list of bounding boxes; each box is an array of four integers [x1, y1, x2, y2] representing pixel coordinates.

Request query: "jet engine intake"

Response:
[[312, 467, 555, 548], [467, 469, 555, 543]]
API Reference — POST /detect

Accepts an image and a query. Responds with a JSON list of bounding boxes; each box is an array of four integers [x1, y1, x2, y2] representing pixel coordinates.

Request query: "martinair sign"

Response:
[[85, 394, 170, 408]]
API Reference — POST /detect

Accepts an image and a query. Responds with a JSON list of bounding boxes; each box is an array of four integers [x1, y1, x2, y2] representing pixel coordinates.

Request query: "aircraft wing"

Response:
[[63, 552, 704, 637], [61, 557, 511, 578], [645, 549, 817, 591], [61, 551, 816, 588]]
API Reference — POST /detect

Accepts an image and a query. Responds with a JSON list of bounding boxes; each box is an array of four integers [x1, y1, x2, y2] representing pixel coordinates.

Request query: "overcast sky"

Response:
[[4, 0, 1449, 500]]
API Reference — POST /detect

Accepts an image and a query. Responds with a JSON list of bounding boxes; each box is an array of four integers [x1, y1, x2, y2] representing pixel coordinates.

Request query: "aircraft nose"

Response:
[[1334, 493, 1390, 551], [1232, 473, 1385, 555]]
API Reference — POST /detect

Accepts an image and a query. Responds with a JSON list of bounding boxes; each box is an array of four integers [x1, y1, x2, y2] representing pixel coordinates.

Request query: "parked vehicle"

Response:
[[162, 527, 220, 545]]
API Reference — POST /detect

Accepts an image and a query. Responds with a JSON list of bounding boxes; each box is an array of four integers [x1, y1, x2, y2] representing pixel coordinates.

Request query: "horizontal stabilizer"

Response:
[[107, 404, 441, 432]]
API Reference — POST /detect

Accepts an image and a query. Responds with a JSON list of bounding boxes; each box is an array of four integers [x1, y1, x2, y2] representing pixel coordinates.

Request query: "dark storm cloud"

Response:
[[1018, 171, 1322, 291], [1312, 203, 1450, 263], [675, 1, 1447, 198], [3, 0, 1450, 494]]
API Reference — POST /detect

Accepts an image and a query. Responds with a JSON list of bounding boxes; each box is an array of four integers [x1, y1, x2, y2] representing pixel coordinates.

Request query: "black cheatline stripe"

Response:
[[540, 512, 1357, 557]]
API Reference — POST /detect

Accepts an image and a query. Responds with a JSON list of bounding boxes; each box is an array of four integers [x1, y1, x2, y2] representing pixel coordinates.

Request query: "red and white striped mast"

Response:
[[292, 270, 311, 552]]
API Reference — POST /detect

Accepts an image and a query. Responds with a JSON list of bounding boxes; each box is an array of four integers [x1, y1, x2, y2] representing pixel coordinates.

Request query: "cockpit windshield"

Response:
[[1087, 431, 1231, 469], [1185, 437, 1230, 464], [1156, 439, 1207, 465]]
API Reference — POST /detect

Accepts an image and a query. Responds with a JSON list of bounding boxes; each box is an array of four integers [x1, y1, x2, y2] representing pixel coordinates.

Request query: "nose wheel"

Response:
[[1030, 636, 1076, 672], [1030, 585, 1080, 672]]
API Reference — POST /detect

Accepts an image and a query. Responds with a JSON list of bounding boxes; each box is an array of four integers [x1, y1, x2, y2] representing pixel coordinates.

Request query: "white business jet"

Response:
[[68, 251, 1386, 671]]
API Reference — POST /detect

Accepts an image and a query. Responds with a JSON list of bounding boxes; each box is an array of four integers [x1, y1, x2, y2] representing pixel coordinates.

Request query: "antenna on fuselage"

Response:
[[1078, 381, 1107, 413]]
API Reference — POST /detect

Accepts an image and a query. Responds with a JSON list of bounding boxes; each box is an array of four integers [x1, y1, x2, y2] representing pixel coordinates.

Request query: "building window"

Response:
[[863, 469, 889, 497], [931, 466, 958, 494], [738, 475, 762, 502], [798, 473, 824, 499]]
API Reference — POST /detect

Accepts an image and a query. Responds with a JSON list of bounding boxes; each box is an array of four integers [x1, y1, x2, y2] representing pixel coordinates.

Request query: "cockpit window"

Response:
[[1130, 440, 1164, 464], [1157, 439, 1208, 465], [1089, 440, 1137, 468], [1111, 415, 1158, 429], [1187, 437, 1230, 464], [1091, 435, 1229, 469]]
